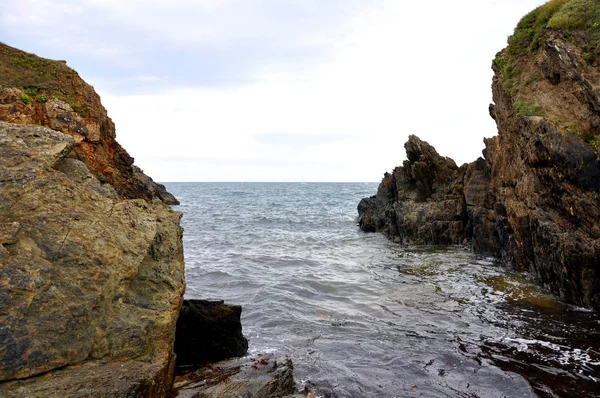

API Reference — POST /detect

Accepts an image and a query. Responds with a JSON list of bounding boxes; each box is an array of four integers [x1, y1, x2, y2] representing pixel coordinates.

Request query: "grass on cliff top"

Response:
[[505, 0, 600, 58], [0, 42, 94, 117], [494, 0, 600, 149], [495, 0, 600, 73], [0, 42, 70, 91]]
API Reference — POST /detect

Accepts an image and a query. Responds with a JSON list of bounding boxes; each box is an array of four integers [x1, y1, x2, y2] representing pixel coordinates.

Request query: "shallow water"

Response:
[[166, 182, 600, 398]]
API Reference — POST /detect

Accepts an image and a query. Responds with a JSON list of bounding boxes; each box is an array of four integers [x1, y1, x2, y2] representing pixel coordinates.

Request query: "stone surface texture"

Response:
[[0, 122, 185, 396]]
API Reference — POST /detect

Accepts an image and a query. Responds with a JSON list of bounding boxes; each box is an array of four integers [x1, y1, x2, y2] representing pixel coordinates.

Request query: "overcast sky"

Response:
[[1, 0, 546, 182]]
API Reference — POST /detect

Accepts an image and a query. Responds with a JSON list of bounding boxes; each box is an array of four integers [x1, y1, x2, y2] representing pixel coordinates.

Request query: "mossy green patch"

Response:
[[20, 93, 31, 105], [514, 98, 545, 117]]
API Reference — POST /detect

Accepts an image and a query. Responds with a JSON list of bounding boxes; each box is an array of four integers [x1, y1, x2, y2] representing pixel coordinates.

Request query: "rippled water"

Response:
[[165, 182, 600, 398]]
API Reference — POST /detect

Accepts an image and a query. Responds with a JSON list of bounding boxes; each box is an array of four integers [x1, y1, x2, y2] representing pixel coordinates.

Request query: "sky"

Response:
[[1, 0, 547, 182]]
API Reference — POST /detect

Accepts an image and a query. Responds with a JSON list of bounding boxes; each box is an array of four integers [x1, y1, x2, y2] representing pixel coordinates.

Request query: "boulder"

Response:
[[175, 300, 248, 366], [0, 122, 185, 396], [358, 135, 468, 245]]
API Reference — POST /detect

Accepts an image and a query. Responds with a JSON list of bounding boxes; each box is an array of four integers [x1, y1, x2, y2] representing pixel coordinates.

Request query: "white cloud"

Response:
[[3, 0, 549, 181]]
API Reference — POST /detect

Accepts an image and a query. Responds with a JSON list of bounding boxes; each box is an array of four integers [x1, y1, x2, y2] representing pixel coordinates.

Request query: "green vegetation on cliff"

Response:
[[0, 42, 93, 117], [506, 0, 600, 59], [494, 0, 600, 148]]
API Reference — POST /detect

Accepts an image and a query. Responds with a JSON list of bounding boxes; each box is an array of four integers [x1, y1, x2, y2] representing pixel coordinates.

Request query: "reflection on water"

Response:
[[166, 182, 600, 397]]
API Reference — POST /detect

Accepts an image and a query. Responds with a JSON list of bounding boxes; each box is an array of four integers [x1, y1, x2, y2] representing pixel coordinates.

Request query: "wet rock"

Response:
[[175, 299, 249, 366], [0, 122, 185, 395], [172, 356, 300, 398]]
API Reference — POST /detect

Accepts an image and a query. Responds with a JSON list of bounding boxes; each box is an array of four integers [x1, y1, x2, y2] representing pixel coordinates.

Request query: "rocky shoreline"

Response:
[[0, 44, 305, 396], [358, 1, 600, 311]]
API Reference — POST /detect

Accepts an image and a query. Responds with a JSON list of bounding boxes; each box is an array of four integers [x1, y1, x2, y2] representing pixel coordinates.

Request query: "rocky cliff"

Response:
[[0, 42, 178, 205], [0, 122, 186, 396], [358, 0, 600, 311]]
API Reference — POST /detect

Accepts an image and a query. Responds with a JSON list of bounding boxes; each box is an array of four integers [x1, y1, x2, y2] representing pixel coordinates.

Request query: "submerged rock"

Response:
[[172, 355, 302, 398], [359, 0, 600, 311], [0, 122, 185, 395], [175, 299, 249, 366]]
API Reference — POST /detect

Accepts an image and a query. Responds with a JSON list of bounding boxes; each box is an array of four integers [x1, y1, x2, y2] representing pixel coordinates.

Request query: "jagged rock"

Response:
[[0, 122, 185, 395], [0, 43, 179, 204], [172, 356, 300, 398], [133, 165, 179, 206], [358, 135, 468, 245], [175, 300, 249, 366], [358, 0, 600, 310], [357, 195, 377, 232]]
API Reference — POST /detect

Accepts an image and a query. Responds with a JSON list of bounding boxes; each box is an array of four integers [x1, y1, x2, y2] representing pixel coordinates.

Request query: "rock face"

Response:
[[358, 136, 468, 245], [0, 122, 185, 396], [359, 0, 600, 311], [175, 300, 249, 366], [0, 42, 179, 205]]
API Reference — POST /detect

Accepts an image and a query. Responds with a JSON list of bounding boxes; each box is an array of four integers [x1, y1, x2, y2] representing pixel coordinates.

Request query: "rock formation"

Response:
[[174, 300, 249, 366], [358, 0, 600, 311], [0, 42, 179, 205], [0, 121, 185, 395]]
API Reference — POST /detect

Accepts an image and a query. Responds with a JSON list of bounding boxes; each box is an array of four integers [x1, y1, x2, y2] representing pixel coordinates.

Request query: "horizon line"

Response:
[[159, 181, 380, 184]]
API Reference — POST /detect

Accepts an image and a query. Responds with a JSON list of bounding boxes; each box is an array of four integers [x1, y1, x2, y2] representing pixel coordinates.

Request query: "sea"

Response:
[[164, 182, 600, 398]]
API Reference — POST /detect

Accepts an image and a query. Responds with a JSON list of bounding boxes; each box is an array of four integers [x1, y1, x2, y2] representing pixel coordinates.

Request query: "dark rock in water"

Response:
[[172, 355, 302, 398], [358, 135, 469, 245], [175, 299, 249, 366], [358, 6, 600, 310], [357, 195, 378, 232]]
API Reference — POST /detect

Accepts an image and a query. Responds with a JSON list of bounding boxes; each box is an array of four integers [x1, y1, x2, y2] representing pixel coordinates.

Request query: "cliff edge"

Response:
[[0, 42, 178, 205], [0, 41, 185, 396], [358, 0, 600, 311]]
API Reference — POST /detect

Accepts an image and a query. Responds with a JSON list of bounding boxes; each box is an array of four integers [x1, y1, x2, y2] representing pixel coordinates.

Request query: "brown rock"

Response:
[[358, 135, 468, 245], [0, 42, 179, 205]]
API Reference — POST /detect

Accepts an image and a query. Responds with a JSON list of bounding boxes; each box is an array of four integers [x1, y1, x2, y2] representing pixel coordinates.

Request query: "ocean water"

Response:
[[165, 182, 600, 398]]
